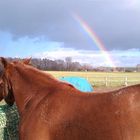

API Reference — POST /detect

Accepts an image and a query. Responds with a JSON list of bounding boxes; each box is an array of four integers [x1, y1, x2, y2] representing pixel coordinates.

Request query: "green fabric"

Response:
[[0, 104, 19, 140]]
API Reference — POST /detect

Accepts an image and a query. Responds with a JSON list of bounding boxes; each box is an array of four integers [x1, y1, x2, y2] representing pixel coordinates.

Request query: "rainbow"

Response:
[[72, 13, 116, 68]]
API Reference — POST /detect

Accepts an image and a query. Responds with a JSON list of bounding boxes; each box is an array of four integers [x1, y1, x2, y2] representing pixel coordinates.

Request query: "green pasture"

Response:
[[47, 71, 140, 87]]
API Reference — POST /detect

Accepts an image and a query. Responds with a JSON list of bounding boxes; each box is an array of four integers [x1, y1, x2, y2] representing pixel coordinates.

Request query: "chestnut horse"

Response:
[[0, 57, 140, 140]]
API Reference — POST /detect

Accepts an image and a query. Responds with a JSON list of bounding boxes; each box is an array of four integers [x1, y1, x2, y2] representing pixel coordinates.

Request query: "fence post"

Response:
[[125, 76, 128, 86], [105, 77, 108, 87]]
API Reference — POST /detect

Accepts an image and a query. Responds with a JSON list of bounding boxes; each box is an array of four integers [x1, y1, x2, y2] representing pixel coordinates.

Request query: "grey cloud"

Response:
[[0, 0, 140, 50]]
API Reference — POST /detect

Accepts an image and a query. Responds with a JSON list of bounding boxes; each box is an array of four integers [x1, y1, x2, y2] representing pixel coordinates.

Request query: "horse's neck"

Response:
[[10, 65, 57, 114]]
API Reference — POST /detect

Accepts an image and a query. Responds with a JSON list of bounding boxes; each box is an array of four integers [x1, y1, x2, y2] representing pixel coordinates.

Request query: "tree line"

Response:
[[7, 57, 93, 71], [7, 57, 140, 72]]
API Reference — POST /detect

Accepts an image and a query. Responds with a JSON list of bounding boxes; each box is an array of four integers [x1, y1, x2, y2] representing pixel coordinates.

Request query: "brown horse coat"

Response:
[[0, 58, 140, 140]]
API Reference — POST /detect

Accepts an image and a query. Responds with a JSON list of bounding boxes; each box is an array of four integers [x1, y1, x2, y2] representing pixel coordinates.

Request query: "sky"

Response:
[[0, 0, 140, 67]]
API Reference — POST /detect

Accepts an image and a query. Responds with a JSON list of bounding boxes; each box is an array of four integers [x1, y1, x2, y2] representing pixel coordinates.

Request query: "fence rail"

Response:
[[85, 76, 140, 87], [48, 71, 140, 87]]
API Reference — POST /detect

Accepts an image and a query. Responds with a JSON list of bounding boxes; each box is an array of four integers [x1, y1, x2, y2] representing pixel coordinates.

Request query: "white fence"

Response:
[[85, 76, 140, 87], [49, 71, 140, 87]]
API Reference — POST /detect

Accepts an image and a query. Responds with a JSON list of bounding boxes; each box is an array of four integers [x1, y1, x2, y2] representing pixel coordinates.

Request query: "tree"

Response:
[[65, 57, 72, 71], [136, 64, 140, 72]]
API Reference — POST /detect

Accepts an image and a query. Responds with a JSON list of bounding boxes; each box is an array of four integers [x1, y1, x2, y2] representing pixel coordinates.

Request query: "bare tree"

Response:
[[65, 57, 72, 71], [136, 64, 140, 72]]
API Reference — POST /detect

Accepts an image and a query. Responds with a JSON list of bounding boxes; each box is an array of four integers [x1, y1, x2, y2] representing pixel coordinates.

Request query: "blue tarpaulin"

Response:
[[59, 77, 93, 92]]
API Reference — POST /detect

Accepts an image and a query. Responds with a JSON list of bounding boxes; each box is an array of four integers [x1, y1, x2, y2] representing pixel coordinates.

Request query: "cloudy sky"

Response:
[[0, 0, 140, 67]]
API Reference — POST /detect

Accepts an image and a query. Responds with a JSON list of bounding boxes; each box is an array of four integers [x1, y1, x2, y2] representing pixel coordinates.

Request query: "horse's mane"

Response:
[[15, 63, 58, 81], [13, 62, 76, 91]]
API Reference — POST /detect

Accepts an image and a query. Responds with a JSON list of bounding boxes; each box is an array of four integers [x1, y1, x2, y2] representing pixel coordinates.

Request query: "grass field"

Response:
[[47, 71, 140, 87]]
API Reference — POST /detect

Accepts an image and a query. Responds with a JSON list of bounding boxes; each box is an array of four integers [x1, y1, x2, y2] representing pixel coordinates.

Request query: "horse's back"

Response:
[[20, 84, 140, 140]]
